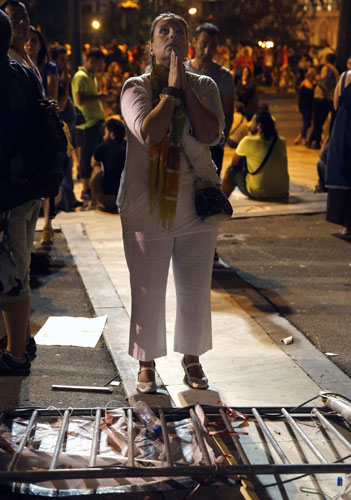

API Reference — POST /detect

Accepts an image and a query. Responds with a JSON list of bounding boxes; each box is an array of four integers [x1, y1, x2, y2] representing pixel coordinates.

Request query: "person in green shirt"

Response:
[[222, 110, 289, 200], [71, 49, 108, 200]]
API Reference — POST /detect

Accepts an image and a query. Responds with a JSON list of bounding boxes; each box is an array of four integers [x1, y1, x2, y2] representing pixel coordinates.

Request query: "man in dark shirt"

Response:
[[0, 10, 42, 376], [89, 118, 126, 213], [185, 23, 234, 178]]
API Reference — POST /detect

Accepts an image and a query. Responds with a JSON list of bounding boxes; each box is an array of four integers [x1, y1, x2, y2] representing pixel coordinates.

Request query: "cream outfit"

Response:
[[119, 72, 225, 361]]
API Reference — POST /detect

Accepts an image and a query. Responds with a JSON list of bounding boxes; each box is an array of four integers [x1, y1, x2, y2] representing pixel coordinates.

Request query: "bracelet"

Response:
[[159, 93, 182, 106], [162, 86, 185, 99]]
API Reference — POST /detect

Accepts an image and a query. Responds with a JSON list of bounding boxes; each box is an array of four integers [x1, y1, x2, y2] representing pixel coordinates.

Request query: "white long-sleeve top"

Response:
[[118, 72, 225, 240]]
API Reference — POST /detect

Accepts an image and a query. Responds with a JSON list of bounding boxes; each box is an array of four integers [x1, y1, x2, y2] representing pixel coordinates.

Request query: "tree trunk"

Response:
[[69, 0, 82, 72], [336, 0, 351, 72]]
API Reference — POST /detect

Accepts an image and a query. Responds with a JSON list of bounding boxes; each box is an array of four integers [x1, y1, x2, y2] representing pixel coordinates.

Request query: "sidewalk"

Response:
[[37, 128, 348, 408], [38, 194, 351, 408]]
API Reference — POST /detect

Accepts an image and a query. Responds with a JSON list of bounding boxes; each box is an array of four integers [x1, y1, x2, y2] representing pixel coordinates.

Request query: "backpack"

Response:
[[0, 60, 68, 200], [13, 98, 68, 199]]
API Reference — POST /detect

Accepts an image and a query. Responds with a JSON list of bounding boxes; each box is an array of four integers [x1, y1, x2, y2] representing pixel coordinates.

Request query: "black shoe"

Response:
[[26, 337, 37, 360], [214, 250, 219, 262], [0, 336, 37, 361], [0, 350, 31, 376], [81, 190, 91, 201]]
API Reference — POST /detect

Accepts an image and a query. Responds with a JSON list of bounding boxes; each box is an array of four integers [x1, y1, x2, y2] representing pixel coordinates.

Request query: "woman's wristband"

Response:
[[162, 86, 185, 99], [159, 93, 182, 106]]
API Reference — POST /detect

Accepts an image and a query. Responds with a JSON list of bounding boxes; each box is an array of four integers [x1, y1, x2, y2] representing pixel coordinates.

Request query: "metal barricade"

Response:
[[0, 404, 351, 499]]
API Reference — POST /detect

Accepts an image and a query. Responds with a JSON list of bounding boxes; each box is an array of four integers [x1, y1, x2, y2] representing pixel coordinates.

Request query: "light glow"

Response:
[[91, 19, 101, 30], [188, 7, 197, 15], [258, 40, 274, 49]]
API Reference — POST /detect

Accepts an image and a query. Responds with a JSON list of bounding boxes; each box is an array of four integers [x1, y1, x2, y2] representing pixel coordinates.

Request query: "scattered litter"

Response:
[[35, 315, 107, 347], [325, 352, 338, 357], [280, 336, 293, 345], [110, 381, 121, 387], [52, 384, 112, 394]]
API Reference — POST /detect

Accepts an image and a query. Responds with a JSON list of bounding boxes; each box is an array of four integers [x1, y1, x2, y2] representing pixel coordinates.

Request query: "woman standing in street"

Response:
[[119, 12, 225, 393], [25, 26, 59, 246], [294, 68, 316, 145], [325, 70, 351, 236], [236, 65, 258, 120]]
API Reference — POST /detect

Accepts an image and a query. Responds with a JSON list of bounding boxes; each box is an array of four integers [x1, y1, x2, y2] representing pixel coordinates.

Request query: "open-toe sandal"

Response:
[[136, 363, 157, 394], [181, 357, 208, 390]]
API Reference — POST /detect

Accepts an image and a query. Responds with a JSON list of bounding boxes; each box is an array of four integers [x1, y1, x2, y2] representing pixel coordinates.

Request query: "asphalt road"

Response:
[[217, 211, 351, 377], [217, 93, 351, 378]]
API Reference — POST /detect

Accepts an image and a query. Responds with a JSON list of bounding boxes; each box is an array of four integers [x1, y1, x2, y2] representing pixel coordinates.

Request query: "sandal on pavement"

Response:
[[181, 357, 209, 390], [137, 363, 157, 394]]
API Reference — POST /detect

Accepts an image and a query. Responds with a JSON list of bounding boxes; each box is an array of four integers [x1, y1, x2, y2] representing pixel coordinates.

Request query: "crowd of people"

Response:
[[0, 1, 350, 391]]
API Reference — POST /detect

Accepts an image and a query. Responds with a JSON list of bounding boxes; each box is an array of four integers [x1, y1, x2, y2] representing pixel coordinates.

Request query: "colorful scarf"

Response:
[[149, 64, 185, 230]]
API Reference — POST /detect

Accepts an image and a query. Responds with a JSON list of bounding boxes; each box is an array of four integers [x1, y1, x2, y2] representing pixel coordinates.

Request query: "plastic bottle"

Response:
[[319, 392, 351, 424], [133, 400, 162, 437]]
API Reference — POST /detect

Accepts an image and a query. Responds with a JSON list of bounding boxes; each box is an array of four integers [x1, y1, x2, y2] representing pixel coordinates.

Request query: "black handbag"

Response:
[[182, 147, 233, 224]]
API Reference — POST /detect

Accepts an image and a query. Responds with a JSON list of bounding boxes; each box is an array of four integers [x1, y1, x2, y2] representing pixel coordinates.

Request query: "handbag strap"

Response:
[[248, 135, 278, 176], [181, 145, 194, 172]]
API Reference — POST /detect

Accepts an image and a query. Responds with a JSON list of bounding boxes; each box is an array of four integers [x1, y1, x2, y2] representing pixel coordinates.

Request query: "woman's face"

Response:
[[25, 32, 40, 61], [150, 18, 188, 68]]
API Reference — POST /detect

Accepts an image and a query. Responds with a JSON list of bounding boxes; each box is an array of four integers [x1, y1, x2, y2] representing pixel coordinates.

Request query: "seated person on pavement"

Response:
[[89, 118, 126, 213], [222, 110, 289, 200]]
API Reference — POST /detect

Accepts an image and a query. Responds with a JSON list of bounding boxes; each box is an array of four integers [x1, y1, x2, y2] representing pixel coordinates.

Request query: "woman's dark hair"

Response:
[[256, 110, 277, 140], [29, 26, 49, 68], [149, 12, 188, 67], [105, 118, 125, 142], [149, 12, 188, 42], [0, 0, 25, 11]]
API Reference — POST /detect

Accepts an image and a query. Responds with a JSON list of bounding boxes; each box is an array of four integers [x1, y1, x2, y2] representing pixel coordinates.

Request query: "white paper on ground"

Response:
[[35, 316, 107, 347]]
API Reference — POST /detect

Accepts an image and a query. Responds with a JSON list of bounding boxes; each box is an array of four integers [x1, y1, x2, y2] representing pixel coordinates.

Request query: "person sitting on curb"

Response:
[[222, 110, 289, 200], [85, 118, 126, 213]]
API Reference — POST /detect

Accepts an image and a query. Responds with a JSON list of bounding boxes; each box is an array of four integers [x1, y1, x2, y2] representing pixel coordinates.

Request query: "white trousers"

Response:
[[123, 229, 218, 361]]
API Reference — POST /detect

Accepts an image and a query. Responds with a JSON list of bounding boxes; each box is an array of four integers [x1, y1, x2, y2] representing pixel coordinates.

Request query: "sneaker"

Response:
[[0, 350, 31, 376], [0, 336, 37, 361], [40, 225, 54, 246]]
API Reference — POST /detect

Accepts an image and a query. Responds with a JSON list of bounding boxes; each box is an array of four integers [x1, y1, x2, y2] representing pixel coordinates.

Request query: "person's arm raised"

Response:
[[141, 50, 180, 145]]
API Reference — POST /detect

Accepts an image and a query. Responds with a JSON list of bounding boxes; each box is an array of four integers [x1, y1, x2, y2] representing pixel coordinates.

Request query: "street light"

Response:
[[91, 19, 101, 30], [188, 7, 197, 15]]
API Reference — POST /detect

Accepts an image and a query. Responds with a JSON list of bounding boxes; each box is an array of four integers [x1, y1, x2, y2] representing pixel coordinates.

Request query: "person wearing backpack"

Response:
[[0, 10, 42, 376]]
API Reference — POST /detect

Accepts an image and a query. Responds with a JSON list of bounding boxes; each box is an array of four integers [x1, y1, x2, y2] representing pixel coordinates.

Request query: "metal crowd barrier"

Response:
[[0, 404, 351, 499]]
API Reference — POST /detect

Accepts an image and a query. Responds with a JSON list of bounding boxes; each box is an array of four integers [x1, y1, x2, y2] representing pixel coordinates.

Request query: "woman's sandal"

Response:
[[136, 362, 157, 394], [181, 357, 209, 390]]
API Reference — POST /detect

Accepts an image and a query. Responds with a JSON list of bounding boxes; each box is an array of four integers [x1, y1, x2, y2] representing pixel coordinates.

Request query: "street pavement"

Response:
[[17, 93, 351, 412]]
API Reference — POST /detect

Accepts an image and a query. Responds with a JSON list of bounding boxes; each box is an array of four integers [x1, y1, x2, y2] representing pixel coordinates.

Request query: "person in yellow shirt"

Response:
[[222, 110, 289, 200]]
